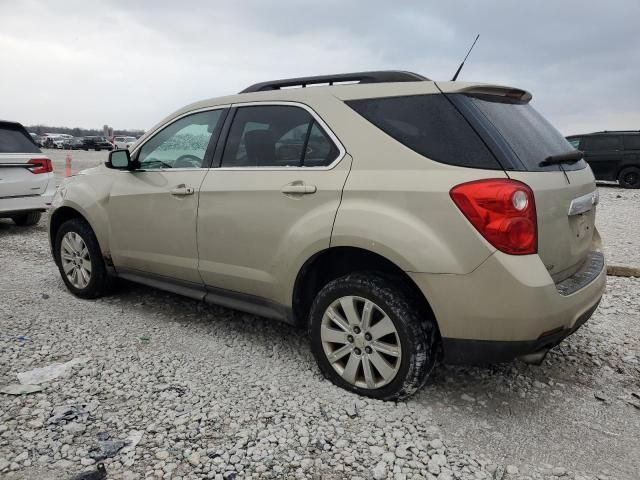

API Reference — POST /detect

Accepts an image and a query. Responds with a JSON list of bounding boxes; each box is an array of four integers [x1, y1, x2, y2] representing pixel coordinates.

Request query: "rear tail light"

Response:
[[450, 179, 537, 255], [27, 158, 53, 174]]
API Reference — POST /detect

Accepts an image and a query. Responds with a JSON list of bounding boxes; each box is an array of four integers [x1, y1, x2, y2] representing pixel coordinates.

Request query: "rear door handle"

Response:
[[281, 183, 317, 195], [170, 185, 195, 196]]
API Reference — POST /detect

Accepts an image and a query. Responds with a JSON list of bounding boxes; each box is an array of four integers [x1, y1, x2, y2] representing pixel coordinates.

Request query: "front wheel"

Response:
[[54, 218, 110, 298], [618, 166, 640, 189], [309, 273, 438, 400], [12, 211, 42, 226]]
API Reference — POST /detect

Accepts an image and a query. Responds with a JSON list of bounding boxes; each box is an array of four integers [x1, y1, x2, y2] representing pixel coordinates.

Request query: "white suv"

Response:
[[0, 121, 56, 226], [113, 136, 137, 149]]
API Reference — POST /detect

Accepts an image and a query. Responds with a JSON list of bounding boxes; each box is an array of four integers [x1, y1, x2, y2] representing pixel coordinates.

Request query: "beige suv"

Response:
[[49, 71, 606, 399]]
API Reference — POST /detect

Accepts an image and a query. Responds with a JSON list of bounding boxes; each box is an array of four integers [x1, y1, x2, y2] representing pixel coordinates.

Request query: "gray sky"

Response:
[[1, 0, 638, 135]]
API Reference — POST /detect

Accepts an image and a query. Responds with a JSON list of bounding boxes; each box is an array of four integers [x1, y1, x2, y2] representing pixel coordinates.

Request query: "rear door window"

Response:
[[584, 135, 621, 151], [221, 105, 339, 168], [0, 124, 41, 153], [346, 94, 501, 170], [622, 135, 640, 150]]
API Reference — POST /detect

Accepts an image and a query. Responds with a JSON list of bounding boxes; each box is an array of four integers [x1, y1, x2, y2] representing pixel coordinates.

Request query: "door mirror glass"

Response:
[[108, 149, 131, 169]]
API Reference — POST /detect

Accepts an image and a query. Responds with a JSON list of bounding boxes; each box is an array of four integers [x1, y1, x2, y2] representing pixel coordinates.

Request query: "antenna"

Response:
[[451, 34, 480, 81]]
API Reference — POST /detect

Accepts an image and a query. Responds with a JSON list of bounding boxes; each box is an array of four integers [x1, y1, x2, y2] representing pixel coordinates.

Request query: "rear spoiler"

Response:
[[435, 81, 532, 103]]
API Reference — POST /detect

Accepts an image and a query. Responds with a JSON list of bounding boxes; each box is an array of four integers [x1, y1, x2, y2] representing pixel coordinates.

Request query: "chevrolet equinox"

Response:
[[49, 71, 606, 399]]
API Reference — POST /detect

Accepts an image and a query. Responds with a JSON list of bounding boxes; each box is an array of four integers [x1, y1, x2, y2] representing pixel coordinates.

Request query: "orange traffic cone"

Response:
[[65, 152, 72, 177]]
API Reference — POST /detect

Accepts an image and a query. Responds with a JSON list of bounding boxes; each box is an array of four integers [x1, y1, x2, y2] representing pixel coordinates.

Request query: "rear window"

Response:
[[346, 94, 501, 170], [0, 124, 41, 153], [461, 95, 586, 171], [622, 135, 640, 150]]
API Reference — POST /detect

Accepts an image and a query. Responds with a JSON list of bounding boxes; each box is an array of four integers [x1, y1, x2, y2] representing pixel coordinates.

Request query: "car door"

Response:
[[106, 108, 226, 284], [622, 134, 640, 166], [582, 135, 622, 181], [197, 103, 350, 305]]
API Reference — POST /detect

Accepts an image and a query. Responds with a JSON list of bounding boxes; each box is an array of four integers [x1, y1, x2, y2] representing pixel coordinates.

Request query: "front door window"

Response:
[[138, 110, 224, 169]]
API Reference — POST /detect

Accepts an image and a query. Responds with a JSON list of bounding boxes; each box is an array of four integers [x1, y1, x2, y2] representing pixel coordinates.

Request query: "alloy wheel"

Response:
[[60, 231, 92, 289], [320, 295, 402, 389]]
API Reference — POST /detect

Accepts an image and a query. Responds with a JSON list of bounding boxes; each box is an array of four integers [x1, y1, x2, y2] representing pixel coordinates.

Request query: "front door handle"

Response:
[[281, 182, 317, 195], [170, 185, 195, 196]]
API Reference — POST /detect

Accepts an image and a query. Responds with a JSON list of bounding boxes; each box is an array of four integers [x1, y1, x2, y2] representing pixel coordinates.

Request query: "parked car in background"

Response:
[[566, 131, 640, 188], [81, 136, 114, 151], [52, 134, 73, 149], [50, 71, 605, 399], [62, 137, 83, 150], [40, 133, 64, 148], [0, 120, 55, 226], [29, 132, 41, 146], [113, 136, 137, 149]]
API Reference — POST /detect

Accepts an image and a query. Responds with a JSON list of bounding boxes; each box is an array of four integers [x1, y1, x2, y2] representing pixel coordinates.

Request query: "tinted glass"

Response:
[[138, 110, 223, 169], [0, 124, 41, 153], [466, 95, 586, 171], [221, 105, 338, 167], [304, 122, 339, 166], [584, 136, 621, 151], [622, 135, 640, 150], [347, 94, 500, 169]]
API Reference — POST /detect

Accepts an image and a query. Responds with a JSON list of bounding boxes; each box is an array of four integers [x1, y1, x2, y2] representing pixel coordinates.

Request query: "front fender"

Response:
[[49, 169, 115, 257]]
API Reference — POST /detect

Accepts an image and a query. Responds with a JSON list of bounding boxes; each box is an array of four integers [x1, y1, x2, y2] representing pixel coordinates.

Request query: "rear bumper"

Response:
[[441, 299, 599, 363], [0, 179, 56, 216], [409, 249, 606, 364]]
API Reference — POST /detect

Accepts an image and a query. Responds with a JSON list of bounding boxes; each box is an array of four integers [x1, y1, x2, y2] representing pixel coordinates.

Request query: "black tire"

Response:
[[53, 218, 111, 299], [308, 273, 438, 400], [12, 211, 42, 226], [618, 166, 640, 189]]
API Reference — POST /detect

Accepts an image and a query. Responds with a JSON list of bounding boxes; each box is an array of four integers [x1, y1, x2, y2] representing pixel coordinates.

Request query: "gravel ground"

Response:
[[1, 217, 639, 479], [594, 186, 640, 268]]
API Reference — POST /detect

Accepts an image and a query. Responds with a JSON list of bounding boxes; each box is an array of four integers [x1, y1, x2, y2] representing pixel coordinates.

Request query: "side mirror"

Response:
[[107, 149, 135, 170]]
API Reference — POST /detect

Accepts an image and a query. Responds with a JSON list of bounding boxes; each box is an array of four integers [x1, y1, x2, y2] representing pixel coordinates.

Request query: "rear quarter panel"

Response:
[[317, 95, 504, 274]]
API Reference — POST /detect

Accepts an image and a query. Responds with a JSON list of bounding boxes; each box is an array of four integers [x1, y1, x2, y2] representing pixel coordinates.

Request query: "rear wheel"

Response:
[[618, 167, 640, 189], [54, 218, 110, 298], [309, 273, 438, 400], [12, 211, 42, 226]]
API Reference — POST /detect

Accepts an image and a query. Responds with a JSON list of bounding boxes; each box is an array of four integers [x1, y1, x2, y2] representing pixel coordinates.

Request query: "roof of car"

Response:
[[133, 71, 529, 149], [567, 130, 640, 137]]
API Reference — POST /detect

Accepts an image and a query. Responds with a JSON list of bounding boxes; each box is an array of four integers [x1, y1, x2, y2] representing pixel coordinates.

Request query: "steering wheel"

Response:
[[174, 154, 202, 168]]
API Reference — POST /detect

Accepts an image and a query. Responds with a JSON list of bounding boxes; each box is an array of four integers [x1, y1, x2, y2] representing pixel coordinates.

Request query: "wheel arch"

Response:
[[49, 206, 107, 266], [292, 246, 441, 338]]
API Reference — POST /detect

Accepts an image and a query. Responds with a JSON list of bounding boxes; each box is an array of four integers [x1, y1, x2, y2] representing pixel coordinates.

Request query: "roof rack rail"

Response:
[[592, 130, 640, 134], [240, 70, 429, 93]]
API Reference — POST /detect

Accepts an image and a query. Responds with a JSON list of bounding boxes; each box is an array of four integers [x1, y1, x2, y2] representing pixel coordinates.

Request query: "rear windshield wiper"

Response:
[[539, 150, 583, 167]]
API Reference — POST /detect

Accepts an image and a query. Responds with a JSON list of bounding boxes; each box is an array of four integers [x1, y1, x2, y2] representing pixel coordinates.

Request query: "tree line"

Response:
[[26, 125, 145, 138]]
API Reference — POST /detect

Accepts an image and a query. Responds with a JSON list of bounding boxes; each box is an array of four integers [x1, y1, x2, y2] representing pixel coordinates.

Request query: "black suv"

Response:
[[566, 131, 640, 188], [81, 136, 113, 151]]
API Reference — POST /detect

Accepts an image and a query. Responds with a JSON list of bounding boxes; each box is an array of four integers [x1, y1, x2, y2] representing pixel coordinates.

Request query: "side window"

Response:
[[567, 137, 581, 148], [138, 109, 224, 169], [347, 94, 500, 169], [622, 135, 640, 150], [221, 105, 339, 167], [584, 135, 621, 151], [304, 122, 339, 166]]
